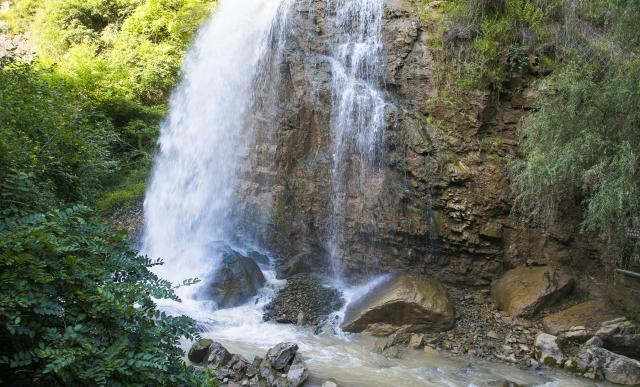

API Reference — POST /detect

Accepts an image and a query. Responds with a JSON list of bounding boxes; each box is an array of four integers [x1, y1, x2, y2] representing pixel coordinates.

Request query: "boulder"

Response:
[[533, 333, 564, 367], [260, 343, 308, 387], [603, 334, 640, 360], [491, 266, 574, 317], [577, 346, 640, 385], [199, 241, 266, 308], [276, 250, 330, 279], [265, 342, 298, 372], [542, 300, 621, 336], [263, 274, 344, 326], [286, 362, 309, 387], [341, 275, 455, 334], [247, 250, 270, 266], [187, 338, 213, 364], [208, 341, 233, 368]]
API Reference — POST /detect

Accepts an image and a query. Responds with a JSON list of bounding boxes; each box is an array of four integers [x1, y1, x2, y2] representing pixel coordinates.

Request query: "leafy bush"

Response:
[[509, 1, 640, 259], [0, 61, 117, 210], [0, 206, 211, 387]]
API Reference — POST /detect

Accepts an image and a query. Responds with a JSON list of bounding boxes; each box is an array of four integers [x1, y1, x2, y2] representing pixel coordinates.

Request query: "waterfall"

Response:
[[142, 0, 292, 294], [327, 0, 387, 278]]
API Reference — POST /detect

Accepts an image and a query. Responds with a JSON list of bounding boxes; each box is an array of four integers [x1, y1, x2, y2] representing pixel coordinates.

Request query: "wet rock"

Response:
[[265, 342, 298, 372], [263, 274, 344, 326], [409, 333, 425, 349], [208, 341, 233, 368], [321, 380, 338, 387], [542, 300, 621, 336], [603, 333, 640, 360], [276, 251, 330, 279], [586, 336, 603, 347], [576, 346, 640, 385], [188, 338, 213, 364], [199, 242, 266, 308], [534, 333, 564, 367], [286, 362, 309, 387], [481, 380, 526, 387], [491, 266, 574, 317], [247, 251, 270, 266], [341, 275, 455, 334], [208, 341, 308, 387]]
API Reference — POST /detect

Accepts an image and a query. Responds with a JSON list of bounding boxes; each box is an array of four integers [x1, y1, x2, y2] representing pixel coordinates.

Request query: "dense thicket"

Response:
[[0, 206, 210, 387], [0, 1, 217, 385], [423, 0, 640, 262], [2, 0, 216, 214]]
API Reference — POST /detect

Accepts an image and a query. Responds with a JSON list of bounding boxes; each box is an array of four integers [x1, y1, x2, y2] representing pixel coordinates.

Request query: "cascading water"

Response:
[[327, 0, 386, 278], [141, 1, 610, 386], [142, 0, 292, 297]]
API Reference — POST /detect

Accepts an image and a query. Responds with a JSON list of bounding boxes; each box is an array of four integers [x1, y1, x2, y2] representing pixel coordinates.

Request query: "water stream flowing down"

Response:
[[142, 1, 612, 386]]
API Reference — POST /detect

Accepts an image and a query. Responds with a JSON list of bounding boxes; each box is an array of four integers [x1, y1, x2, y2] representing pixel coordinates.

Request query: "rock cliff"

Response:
[[237, 0, 602, 284]]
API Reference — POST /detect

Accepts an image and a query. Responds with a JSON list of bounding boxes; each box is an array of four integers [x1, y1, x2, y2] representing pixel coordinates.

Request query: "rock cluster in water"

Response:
[[263, 274, 343, 326], [188, 340, 309, 387]]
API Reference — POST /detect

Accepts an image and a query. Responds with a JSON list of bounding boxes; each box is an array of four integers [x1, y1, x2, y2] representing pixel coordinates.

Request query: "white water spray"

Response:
[[142, 0, 292, 294]]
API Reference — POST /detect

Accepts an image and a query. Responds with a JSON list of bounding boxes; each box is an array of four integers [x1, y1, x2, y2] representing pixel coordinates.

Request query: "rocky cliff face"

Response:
[[240, 0, 602, 284]]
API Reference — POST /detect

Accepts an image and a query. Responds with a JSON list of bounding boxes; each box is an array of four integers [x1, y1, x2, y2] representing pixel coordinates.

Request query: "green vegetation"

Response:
[[2, 0, 217, 207], [1, 1, 217, 385], [419, 0, 640, 261], [0, 206, 214, 387]]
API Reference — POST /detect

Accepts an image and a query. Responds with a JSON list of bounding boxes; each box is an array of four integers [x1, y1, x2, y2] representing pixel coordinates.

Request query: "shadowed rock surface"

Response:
[[198, 242, 266, 308]]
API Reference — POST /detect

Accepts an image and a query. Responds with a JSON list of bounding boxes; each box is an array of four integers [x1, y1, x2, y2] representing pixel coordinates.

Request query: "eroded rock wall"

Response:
[[241, 0, 602, 284]]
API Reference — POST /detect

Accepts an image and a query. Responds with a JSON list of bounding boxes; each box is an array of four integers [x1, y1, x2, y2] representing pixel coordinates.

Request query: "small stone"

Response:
[[409, 333, 425, 349], [486, 331, 500, 340], [322, 379, 338, 387], [534, 333, 564, 367], [296, 312, 306, 325]]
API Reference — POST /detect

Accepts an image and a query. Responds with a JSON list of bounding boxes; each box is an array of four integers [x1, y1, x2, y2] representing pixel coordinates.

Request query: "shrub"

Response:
[[0, 206, 211, 387]]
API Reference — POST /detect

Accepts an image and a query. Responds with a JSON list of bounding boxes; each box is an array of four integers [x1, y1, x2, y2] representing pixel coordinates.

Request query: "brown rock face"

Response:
[[492, 266, 574, 317], [341, 275, 455, 334], [236, 0, 604, 284], [543, 300, 622, 336]]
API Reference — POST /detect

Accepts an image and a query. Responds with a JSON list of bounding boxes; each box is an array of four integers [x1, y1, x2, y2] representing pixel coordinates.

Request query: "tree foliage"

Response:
[[0, 60, 117, 211], [0, 206, 212, 387], [511, 1, 640, 245]]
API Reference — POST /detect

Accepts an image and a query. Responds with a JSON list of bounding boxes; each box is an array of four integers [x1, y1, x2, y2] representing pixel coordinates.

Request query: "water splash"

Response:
[[327, 0, 387, 279], [142, 0, 292, 296]]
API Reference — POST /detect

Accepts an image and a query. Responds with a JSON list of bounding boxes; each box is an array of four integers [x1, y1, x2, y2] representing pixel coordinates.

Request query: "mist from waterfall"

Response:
[[327, 0, 387, 278], [142, 0, 293, 295]]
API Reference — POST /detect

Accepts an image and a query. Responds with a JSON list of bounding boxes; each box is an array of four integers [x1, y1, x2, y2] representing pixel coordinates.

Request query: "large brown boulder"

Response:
[[341, 275, 455, 334], [491, 266, 574, 317], [198, 241, 266, 308], [543, 300, 622, 336]]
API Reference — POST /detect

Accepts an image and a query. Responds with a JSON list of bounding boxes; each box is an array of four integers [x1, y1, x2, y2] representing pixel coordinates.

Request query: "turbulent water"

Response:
[[142, 1, 611, 386], [142, 0, 292, 296]]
